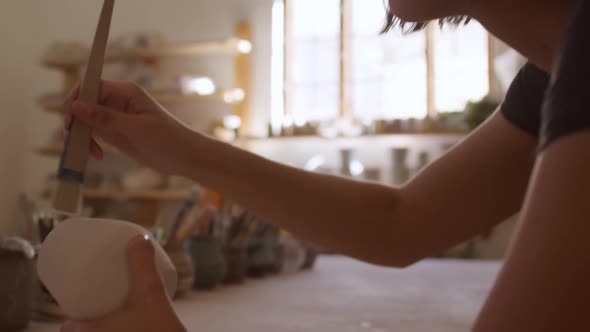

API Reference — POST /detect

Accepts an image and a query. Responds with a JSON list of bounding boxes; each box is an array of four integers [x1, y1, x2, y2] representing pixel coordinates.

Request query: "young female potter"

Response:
[[61, 0, 590, 331]]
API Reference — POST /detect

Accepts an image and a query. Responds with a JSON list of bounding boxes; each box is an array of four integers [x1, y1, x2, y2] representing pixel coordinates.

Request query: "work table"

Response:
[[26, 256, 501, 332]]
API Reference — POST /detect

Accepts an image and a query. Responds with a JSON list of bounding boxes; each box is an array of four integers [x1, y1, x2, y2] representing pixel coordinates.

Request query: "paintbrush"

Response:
[[53, 0, 115, 214], [230, 216, 258, 247], [176, 207, 216, 244], [166, 187, 201, 245]]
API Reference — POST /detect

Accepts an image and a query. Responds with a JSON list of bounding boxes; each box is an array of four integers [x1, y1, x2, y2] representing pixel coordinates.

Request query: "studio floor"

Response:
[[28, 256, 501, 332]]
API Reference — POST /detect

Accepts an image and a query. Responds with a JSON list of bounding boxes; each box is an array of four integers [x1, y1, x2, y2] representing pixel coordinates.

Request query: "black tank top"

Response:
[[500, 63, 550, 136]]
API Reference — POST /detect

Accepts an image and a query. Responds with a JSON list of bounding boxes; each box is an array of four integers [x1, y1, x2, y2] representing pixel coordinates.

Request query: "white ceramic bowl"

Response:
[[37, 218, 177, 320]]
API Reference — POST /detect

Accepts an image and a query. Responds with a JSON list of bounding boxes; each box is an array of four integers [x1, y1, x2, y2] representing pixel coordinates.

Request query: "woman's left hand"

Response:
[[60, 236, 186, 332]]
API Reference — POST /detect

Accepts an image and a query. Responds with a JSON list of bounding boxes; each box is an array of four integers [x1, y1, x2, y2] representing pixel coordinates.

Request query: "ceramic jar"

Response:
[[223, 247, 248, 284], [165, 243, 194, 298], [189, 235, 226, 290], [0, 237, 35, 331], [247, 233, 277, 277]]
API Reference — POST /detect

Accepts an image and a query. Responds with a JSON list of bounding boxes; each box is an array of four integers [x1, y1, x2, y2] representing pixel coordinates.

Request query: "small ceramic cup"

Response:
[[189, 235, 226, 290]]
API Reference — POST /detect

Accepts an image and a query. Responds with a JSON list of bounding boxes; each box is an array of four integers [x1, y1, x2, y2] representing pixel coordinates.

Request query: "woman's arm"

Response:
[[69, 85, 535, 267], [180, 111, 536, 266], [472, 132, 590, 331]]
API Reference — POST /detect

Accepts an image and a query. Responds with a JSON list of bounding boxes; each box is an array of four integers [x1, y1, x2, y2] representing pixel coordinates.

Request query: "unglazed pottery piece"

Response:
[[37, 218, 177, 320]]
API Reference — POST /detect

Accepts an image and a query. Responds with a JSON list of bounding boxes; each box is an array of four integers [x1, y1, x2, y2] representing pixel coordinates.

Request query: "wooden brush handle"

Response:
[[59, 0, 114, 180], [176, 208, 215, 244]]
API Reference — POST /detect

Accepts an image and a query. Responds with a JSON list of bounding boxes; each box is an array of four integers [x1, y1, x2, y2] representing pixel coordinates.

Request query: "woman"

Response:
[[60, 0, 590, 330]]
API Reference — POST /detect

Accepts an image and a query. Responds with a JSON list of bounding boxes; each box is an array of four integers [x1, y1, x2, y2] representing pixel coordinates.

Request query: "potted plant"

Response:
[[464, 96, 500, 130]]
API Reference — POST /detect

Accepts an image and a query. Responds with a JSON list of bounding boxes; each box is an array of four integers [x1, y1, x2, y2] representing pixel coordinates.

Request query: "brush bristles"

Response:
[[53, 179, 82, 214]]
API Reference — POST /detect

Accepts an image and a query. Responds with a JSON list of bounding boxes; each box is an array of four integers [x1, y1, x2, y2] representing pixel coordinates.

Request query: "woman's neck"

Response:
[[469, 0, 573, 72]]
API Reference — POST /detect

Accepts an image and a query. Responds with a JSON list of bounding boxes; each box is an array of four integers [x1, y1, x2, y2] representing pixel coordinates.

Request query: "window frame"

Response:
[[282, 0, 498, 123]]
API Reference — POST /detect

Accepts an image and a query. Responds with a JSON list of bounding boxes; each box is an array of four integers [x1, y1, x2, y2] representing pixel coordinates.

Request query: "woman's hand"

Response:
[[60, 236, 186, 332], [64, 81, 199, 176]]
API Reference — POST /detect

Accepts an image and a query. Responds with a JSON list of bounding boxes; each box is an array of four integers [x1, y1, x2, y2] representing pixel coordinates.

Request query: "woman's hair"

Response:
[[381, 4, 471, 33]]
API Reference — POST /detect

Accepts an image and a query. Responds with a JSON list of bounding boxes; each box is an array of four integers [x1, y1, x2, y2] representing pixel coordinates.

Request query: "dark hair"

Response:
[[381, 5, 471, 34]]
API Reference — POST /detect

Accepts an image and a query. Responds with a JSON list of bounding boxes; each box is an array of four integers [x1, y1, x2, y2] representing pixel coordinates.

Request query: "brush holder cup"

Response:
[[189, 235, 226, 290], [165, 243, 194, 298], [0, 237, 36, 331], [270, 243, 285, 274], [247, 234, 278, 277], [223, 246, 248, 284], [279, 233, 306, 274], [37, 218, 177, 320], [302, 241, 319, 270]]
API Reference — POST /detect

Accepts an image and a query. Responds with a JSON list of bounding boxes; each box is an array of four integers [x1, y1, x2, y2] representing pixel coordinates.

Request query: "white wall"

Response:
[[0, 0, 273, 235]]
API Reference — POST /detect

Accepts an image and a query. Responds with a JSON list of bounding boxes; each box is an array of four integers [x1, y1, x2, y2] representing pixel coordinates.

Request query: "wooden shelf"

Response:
[[83, 188, 191, 201], [37, 89, 243, 112], [36, 144, 120, 157], [42, 37, 251, 70]]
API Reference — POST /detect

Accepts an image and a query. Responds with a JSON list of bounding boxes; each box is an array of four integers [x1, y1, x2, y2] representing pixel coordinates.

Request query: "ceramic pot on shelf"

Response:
[[391, 147, 410, 185]]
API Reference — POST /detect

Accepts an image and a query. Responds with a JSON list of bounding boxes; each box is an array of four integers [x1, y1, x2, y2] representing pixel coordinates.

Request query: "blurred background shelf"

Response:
[[42, 37, 252, 70], [82, 188, 191, 201], [36, 131, 467, 159], [238, 131, 468, 142], [37, 88, 245, 112]]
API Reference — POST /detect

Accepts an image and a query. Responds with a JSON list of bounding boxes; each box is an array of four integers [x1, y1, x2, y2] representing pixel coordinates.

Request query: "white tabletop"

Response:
[[26, 256, 501, 332]]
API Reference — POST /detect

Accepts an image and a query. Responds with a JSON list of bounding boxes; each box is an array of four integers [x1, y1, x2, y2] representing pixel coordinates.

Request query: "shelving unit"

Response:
[[42, 37, 251, 70], [36, 23, 253, 227], [37, 88, 245, 112], [37, 131, 467, 158], [83, 188, 191, 201]]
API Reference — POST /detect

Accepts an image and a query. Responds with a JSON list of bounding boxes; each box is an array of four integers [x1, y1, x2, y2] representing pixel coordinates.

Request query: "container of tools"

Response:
[[17, 196, 68, 322], [301, 241, 319, 270], [223, 211, 257, 284], [190, 234, 226, 290], [0, 236, 36, 331], [183, 188, 227, 290], [164, 187, 223, 297], [165, 192, 196, 297], [278, 231, 306, 273], [247, 223, 279, 278], [164, 242, 194, 298]]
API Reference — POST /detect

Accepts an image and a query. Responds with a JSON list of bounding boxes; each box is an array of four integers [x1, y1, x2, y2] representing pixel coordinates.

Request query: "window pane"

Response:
[[350, 0, 385, 35], [434, 22, 489, 112], [290, 83, 339, 121], [270, 0, 285, 135], [290, 41, 339, 90], [350, 0, 427, 119], [286, 0, 340, 121], [291, 0, 340, 38]]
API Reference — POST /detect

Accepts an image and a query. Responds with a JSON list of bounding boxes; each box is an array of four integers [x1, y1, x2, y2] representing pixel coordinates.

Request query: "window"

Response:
[[284, 0, 340, 122], [275, 0, 491, 124], [349, 0, 427, 120], [433, 24, 489, 112]]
